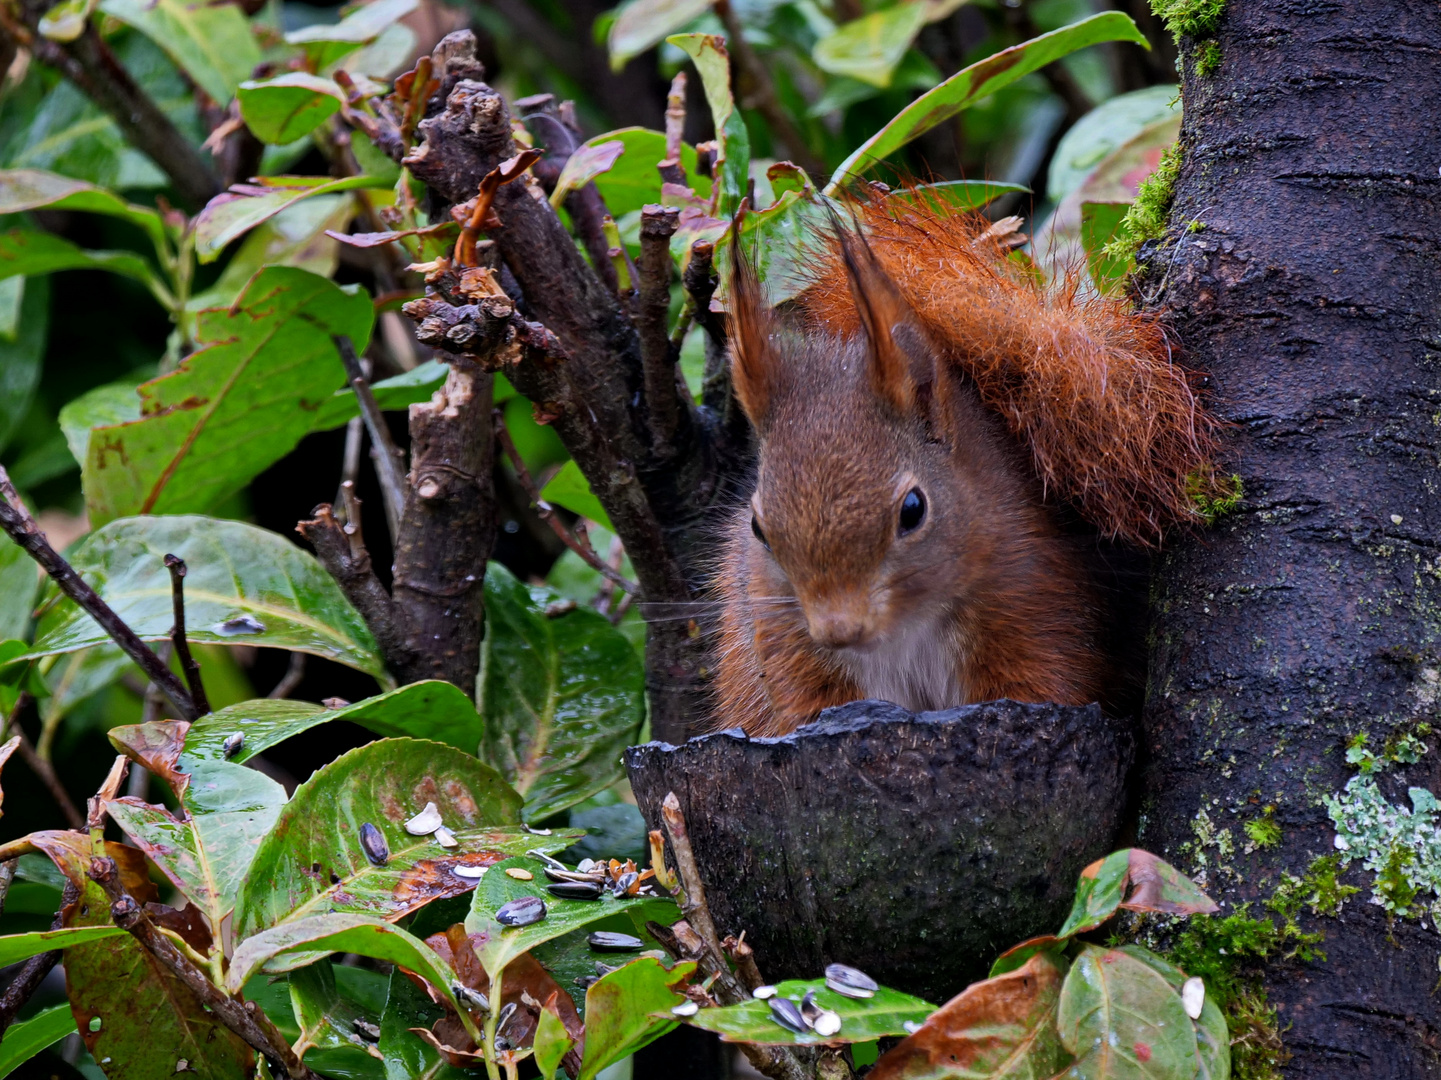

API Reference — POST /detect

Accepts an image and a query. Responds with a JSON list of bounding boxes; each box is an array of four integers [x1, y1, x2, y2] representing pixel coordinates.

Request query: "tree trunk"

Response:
[[1142, 4, 1441, 1075]]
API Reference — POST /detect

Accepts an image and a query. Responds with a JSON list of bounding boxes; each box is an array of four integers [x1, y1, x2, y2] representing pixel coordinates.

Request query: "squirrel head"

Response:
[[727, 227, 1034, 654]]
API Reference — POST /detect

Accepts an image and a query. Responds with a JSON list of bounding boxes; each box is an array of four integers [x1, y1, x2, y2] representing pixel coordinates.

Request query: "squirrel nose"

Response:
[[806, 605, 868, 649]]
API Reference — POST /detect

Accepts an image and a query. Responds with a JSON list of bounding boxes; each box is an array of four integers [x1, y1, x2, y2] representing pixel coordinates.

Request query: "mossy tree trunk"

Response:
[[1141, 3, 1441, 1075]]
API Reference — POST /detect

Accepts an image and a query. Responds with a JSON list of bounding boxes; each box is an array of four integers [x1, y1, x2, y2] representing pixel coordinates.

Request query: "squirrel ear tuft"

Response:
[[728, 208, 777, 429], [835, 225, 919, 416]]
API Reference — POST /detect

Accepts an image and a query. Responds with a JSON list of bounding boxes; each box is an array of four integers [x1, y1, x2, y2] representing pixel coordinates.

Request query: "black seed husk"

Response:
[[359, 823, 388, 866], [495, 895, 547, 927], [587, 931, 645, 952]]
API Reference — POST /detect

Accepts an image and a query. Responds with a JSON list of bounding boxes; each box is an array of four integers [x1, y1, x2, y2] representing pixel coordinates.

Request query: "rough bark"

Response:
[[1142, 4, 1441, 1075]]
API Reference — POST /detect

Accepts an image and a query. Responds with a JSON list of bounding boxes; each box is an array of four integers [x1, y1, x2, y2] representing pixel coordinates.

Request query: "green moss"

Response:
[[1229, 989, 1289, 1080], [1188, 471, 1243, 525], [1267, 855, 1360, 933], [1377, 844, 1420, 914], [1104, 143, 1184, 268], [1194, 38, 1221, 76], [1151, 0, 1227, 39], [1244, 814, 1281, 850]]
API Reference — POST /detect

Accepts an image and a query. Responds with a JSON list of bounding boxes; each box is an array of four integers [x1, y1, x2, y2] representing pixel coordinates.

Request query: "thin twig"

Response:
[[6, 693, 83, 829], [0, 469, 195, 720], [87, 858, 317, 1080], [268, 652, 307, 699], [338, 416, 364, 510], [494, 416, 638, 593], [163, 555, 210, 716], [296, 501, 404, 667], [334, 336, 407, 540], [659, 73, 688, 187], [0, 860, 16, 920], [660, 792, 722, 951], [638, 205, 684, 449]]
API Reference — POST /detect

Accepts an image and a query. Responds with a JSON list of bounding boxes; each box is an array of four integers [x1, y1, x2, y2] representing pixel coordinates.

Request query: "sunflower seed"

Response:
[[359, 823, 388, 866], [548, 880, 604, 900], [672, 1000, 699, 1017], [215, 615, 265, 636], [594, 961, 619, 976], [587, 931, 645, 953], [452, 863, 487, 879], [453, 984, 490, 1014], [812, 1010, 842, 1038], [824, 963, 877, 999], [433, 826, 459, 849], [523, 825, 553, 835], [528, 850, 569, 870], [221, 733, 244, 759], [495, 896, 547, 927], [752, 985, 778, 1000], [354, 1019, 381, 1043], [405, 802, 443, 835], [799, 990, 823, 1026], [506, 868, 534, 881], [612, 871, 638, 897], [577, 859, 597, 872], [769, 998, 808, 1034], [1182, 976, 1205, 1020], [903, 1021, 922, 1035]]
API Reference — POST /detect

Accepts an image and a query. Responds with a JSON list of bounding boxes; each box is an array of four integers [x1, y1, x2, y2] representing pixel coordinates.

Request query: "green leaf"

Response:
[[238, 73, 345, 145], [866, 951, 1068, 1079], [551, 140, 626, 209], [683, 979, 934, 1046], [184, 680, 485, 763], [0, 229, 159, 292], [0, 276, 48, 458], [0, 537, 37, 642], [99, 0, 260, 105], [478, 563, 645, 822], [534, 996, 576, 1080], [1047, 85, 1179, 204], [22, 515, 385, 678], [894, 180, 1030, 211], [105, 759, 287, 934], [377, 964, 472, 1080], [286, 0, 419, 69], [726, 187, 831, 305], [608, 0, 711, 68], [287, 961, 390, 1080], [194, 175, 389, 262], [0, 169, 168, 250], [37, 0, 95, 43], [571, 128, 708, 220], [464, 855, 679, 981], [233, 737, 533, 939], [579, 958, 696, 1080], [1080, 202, 1131, 293], [77, 267, 372, 524], [0, 1004, 76, 1078], [1115, 947, 1230, 1080], [813, 5, 928, 88], [1055, 945, 1199, 1079], [1057, 850, 1218, 939], [667, 34, 750, 216], [0, 926, 128, 965], [826, 12, 1148, 192], [311, 358, 450, 431], [38, 644, 136, 729], [539, 459, 612, 530], [57, 374, 144, 469], [1058, 849, 1131, 938]]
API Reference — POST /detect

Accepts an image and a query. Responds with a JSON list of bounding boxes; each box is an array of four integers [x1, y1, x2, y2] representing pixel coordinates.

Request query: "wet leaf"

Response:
[[1116, 947, 1229, 1080], [195, 175, 389, 262], [579, 957, 696, 1080], [534, 994, 575, 1080], [1047, 85, 1179, 205], [608, 0, 710, 67], [826, 12, 1148, 192], [99, 0, 259, 105], [233, 737, 542, 939], [892, 180, 1030, 211], [0, 1003, 75, 1078], [1055, 945, 1199, 1079], [0, 926, 128, 964], [538, 460, 612, 531], [108, 719, 193, 800], [238, 73, 345, 145], [989, 935, 1066, 979], [105, 759, 287, 935], [0, 169, 168, 250], [0, 276, 48, 460], [57, 376, 142, 470], [868, 952, 1069, 1079], [1057, 850, 1217, 939], [287, 960, 389, 1078], [286, 0, 418, 68], [567, 128, 708, 220], [72, 267, 372, 523], [813, 5, 927, 88], [0, 228, 159, 291], [377, 963, 472, 1080], [1080, 202, 1131, 293], [186, 681, 484, 764], [312, 358, 450, 430], [23, 515, 385, 678], [667, 34, 749, 216], [464, 855, 678, 980], [39, 645, 134, 730], [682, 978, 934, 1046], [478, 563, 645, 822], [550, 140, 626, 208]]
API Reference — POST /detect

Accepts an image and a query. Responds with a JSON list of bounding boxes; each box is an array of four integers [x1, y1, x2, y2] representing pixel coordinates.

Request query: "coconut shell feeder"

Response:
[[625, 698, 1133, 1003]]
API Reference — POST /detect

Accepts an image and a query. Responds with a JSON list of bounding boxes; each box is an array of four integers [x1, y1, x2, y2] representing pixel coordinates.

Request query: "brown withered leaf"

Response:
[[108, 720, 192, 803], [144, 901, 214, 954], [1121, 850, 1220, 916], [326, 222, 459, 248], [868, 952, 1071, 1080]]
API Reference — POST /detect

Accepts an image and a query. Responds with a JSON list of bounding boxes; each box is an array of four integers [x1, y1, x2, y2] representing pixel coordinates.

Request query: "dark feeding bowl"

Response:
[[626, 699, 1133, 1003]]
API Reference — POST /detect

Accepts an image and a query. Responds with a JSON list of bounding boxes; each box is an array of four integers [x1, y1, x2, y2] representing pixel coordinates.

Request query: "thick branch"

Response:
[[637, 205, 685, 450], [2, 5, 219, 208], [88, 858, 316, 1080], [162, 555, 210, 716], [0, 469, 195, 719]]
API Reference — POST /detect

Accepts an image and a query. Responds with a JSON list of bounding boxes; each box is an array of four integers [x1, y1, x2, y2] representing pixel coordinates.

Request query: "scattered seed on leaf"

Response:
[[434, 826, 459, 848], [496, 896, 547, 927], [359, 822, 388, 866], [673, 1000, 700, 1017], [769, 997, 809, 1034], [221, 732, 244, 759], [405, 801, 443, 835], [506, 868, 534, 880], [452, 864, 487, 879], [753, 985, 778, 999], [587, 931, 645, 952], [824, 964, 878, 999], [1182, 976, 1205, 1019]]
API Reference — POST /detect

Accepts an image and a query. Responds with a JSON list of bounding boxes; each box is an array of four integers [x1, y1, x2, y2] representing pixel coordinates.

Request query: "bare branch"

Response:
[[296, 500, 406, 666], [334, 336, 407, 539], [638, 205, 685, 449], [659, 73, 688, 187], [4, 693, 83, 829], [268, 652, 307, 699], [495, 416, 637, 594], [163, 555, 211, 716], [88, 858, 317, 1080], [0, 469, 196, 719], [660, 791, 722, 952]]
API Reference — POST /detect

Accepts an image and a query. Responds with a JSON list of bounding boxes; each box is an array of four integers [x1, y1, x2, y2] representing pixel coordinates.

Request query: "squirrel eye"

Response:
[[898, 488, 926, 535], [751, 514, 770, 550]]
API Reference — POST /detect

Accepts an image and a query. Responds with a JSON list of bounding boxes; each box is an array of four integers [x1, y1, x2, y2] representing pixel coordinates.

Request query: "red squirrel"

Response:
[[713, 192, 1220, 737]]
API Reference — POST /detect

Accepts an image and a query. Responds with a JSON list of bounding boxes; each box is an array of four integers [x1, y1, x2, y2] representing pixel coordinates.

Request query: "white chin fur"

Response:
[[833, 613, 962, 713]]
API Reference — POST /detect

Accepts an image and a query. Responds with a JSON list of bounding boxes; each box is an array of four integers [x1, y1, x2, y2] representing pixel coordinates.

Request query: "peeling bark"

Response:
[[1142, 4, 1441, 1074]]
